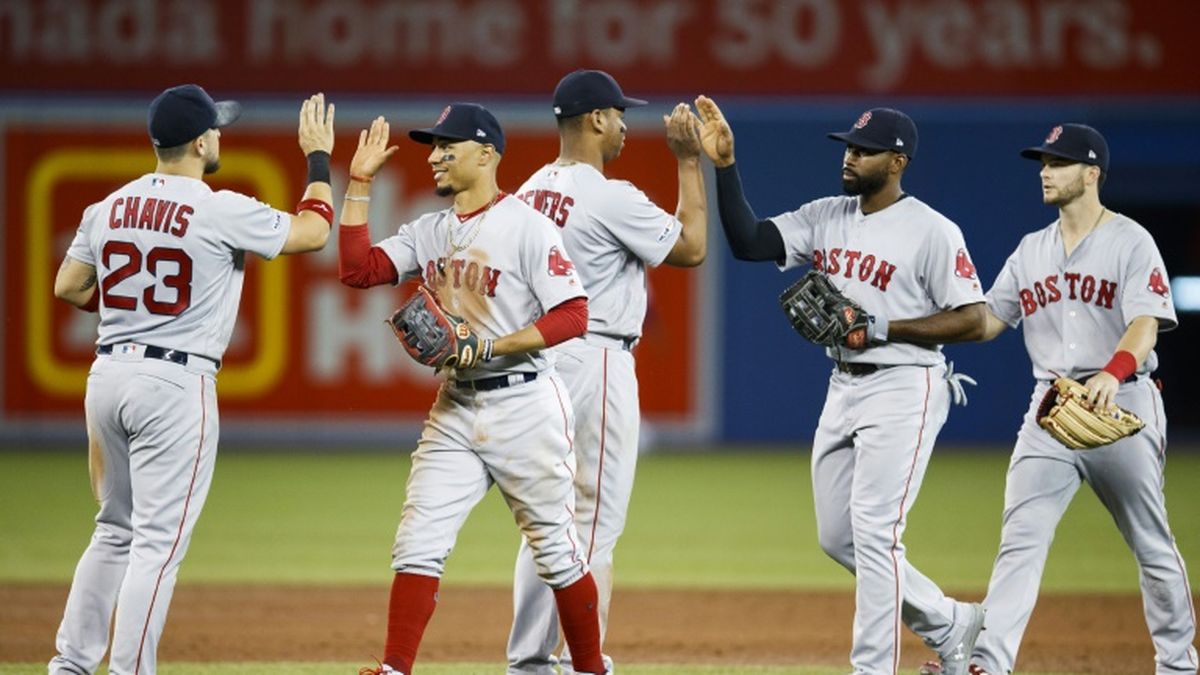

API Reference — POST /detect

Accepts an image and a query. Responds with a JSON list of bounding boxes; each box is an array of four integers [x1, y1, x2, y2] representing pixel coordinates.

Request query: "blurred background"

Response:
[[3, 0, 1199, 449]]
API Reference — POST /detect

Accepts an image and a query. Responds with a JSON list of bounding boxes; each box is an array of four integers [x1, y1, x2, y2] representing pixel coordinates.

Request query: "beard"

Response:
[[435, 184, 454, 197], [1045, 173, 1085, 207], [842, 166, 887, 197], [203, 159, 220, 175]]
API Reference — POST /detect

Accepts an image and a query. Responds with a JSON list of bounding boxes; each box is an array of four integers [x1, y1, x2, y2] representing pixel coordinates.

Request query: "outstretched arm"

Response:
[[695, 95, 785, 263], [337, 116, 402, 288], [282, 93, 336, 255], [662, 103, 707, 267], [888, 302, 988, 345]]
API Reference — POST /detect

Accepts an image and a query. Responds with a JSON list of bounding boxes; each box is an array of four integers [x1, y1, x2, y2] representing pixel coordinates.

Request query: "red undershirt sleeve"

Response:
[[533, 296, 588, 347], [338, 225, 399, 288]]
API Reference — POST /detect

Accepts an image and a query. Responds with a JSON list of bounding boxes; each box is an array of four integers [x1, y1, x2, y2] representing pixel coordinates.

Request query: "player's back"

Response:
[[69, 173, 289, 363], [517, 162, 679, 341]]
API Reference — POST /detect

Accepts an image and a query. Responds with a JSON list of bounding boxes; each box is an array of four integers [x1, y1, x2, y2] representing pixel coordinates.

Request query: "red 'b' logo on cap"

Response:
[[954, 249, 977, 279], [1045, 125, 1063, 144], [853, 111, 872, 129], [435, 106, 451, 125], [547, 246, 575, 277], [1148, 267, 1170, 296]]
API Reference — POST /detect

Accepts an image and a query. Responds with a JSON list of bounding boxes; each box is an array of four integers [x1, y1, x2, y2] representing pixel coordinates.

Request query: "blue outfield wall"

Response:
[[713, 98, 1200, 444]]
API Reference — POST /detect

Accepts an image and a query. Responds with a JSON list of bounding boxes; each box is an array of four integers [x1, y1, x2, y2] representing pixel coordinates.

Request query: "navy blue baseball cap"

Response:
[[827, 108, 918, 158], [147, 84, 241, 148], [1020, 123, 1109, 174], [409, 103, 506, 155], [552, 69, 647, 118]]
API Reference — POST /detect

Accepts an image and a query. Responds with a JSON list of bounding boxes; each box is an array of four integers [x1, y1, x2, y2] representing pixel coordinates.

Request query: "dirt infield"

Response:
[[1, 584, 1171, 673]]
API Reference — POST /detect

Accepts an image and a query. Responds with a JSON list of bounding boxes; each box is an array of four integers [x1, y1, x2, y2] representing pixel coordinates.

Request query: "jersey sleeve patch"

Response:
[[547, 245, 576, 277]]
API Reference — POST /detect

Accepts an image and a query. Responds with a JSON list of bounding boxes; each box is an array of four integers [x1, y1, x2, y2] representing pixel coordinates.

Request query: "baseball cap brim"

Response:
[[826, 130, 893, 152], [614, 95, 648, 110], [408, 129, 480, 146], [1020, 145, 1083, 163], [213, 100, 242, 128]]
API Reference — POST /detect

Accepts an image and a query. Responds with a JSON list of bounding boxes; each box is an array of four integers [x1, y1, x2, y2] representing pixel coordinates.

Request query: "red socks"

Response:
[[553, 572, 605, 674], [383, 572, 439, 674]]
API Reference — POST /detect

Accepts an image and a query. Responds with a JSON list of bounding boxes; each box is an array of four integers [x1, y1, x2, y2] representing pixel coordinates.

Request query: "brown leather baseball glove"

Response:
[[1037, 377, 1145, 449]]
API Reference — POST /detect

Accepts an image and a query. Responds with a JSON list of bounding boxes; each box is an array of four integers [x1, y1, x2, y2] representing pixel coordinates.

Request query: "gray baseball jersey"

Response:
[[66, 174, 290, 361], [773, 194, 987, 674], [506, 162, 682, 675], [773, 195, 984, 364], [376, 194, 584, 379], [51, 172, 291, 675], [517, 162, 680, 340], [986, 212, 1177, 378], [973, 213, 1196, 675]]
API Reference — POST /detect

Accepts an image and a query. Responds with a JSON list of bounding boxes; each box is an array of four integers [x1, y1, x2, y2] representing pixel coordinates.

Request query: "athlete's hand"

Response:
[[1084, 371, 1120, 413], [349, 116, 400, 180], [298, 93, 335, 156], [664, 102, 702, 160], [695, 95, 735, 168]]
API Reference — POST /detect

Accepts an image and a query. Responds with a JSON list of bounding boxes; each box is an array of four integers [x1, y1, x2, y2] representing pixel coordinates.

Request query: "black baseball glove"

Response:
[[386, 285, 482, 371], [779, 270, 873, 349]]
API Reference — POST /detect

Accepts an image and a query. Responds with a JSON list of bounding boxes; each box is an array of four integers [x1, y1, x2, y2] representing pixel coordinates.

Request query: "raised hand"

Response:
[[664, 102, 702, 160], [350, 116, 401, 180], [298, 93, 335, 156], [694, 95, 735, 167]]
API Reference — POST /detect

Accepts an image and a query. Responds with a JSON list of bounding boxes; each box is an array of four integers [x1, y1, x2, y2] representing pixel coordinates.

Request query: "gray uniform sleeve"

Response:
[[210, 190, 290, 259], [376, 218, 425, 281], [986, 250, 1025, 329], [66, 202, 103, 266], [924, 219, 986, 310], [771, 199, 829, 271], [595, 180, 680, 267], [1120, 228, 1178, 331]]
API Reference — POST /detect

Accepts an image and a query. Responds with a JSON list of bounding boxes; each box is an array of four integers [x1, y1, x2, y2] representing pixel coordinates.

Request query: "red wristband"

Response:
[[296, 198, 334, 226], [1102, 350, 1137, 381], [349, 174, 373, 184]]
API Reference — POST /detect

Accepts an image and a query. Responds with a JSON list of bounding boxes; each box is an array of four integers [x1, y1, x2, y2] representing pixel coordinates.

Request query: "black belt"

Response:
[[1074, 372, 1140, 384], [97, 344, 219, 368], [454, 372, 537, 391], [836, 361, 885, 376]]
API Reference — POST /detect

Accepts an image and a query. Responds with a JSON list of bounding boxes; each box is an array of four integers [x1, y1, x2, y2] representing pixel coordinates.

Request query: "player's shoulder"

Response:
[[1104, 212, 1155, 242], [900, 195, 957, 226], [500, 192, 558, 227], [782, 195, 856, 222]]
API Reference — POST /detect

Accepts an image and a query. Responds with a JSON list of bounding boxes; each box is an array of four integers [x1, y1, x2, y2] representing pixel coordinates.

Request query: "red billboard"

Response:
[[3, 123, 708, 432], [2, 0, 1197, 96]]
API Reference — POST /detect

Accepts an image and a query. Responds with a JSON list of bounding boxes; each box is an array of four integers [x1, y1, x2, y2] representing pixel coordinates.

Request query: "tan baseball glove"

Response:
[[1037, 377, 1145, 449]]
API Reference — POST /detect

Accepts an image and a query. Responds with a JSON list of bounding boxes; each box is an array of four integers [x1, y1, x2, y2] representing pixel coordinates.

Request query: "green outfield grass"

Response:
[[1, 446, 1197, 592]]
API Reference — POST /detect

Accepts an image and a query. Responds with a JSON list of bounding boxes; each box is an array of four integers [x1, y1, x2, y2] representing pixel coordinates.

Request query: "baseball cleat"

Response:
[[920, 602, 986, 675]]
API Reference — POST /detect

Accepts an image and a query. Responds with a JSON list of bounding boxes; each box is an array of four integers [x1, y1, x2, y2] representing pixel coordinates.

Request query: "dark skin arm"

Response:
[[887, 302, 987, 345]]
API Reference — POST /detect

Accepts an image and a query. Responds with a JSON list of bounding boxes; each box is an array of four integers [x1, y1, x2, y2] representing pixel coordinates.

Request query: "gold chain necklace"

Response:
[[439, 193, 499, 275]]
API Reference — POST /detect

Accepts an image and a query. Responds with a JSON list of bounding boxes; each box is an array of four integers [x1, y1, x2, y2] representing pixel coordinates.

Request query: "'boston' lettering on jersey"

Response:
[[517, 189, 573, 228], [811, 247, 898, 291], [108, 196, 192, 238], [1018, 272, 1117, 316], [424, 257, 502, 296]]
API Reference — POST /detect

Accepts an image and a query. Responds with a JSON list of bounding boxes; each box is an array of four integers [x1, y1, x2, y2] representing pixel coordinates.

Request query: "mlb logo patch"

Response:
[[151, 177, 165, 188]]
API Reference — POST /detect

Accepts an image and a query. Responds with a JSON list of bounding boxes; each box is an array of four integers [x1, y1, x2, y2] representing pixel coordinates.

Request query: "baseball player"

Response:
[[695, 96, 988, 675], [49, 85, 336, 675], [506, 70, 708, 675], [337, 104, 607, 675], [967, 124, 1197, 675]]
